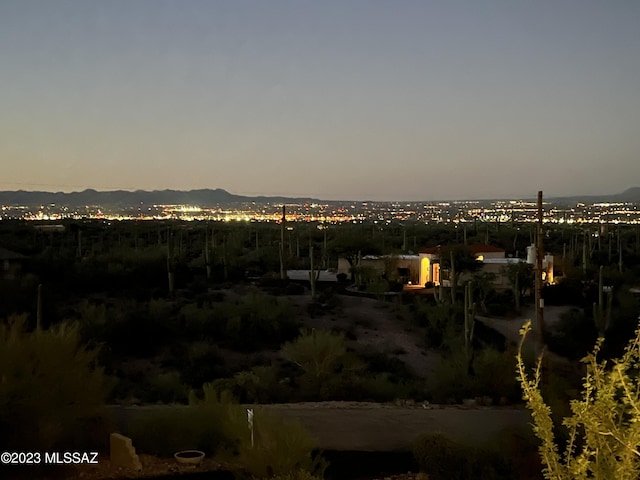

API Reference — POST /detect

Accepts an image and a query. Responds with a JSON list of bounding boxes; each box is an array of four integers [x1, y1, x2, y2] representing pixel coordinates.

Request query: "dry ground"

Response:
[[286, 292, 444, 378]]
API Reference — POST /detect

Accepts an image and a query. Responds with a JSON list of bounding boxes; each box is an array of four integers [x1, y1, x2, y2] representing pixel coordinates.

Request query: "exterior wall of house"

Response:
[[474, 251, 505, 260], [337, 255, 420, 284], [337, 257, 352, 277]]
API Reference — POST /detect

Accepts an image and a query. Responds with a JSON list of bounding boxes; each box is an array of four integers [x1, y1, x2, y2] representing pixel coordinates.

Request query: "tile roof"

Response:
[[420, 244, 505, 255]]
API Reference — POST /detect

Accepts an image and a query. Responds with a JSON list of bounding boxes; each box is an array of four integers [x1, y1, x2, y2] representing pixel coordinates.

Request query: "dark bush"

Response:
[[412, 433, 470, 480], [284, 282, 306, 295], [412, 433, 515, 480]]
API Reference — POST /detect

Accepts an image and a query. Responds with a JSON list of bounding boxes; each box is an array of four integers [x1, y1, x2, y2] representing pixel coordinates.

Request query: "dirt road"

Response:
[[111, 402, 531, 452]]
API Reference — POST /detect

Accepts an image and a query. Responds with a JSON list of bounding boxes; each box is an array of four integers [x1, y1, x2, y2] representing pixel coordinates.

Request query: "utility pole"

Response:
[[280, 205, 286, 280], [535, 191, 545, 347]]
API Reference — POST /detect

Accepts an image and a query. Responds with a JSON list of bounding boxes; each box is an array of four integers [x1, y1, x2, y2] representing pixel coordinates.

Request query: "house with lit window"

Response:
[[418, 243, 554, 288], [419, 244, 505, 286], [336, 254, 420, 284]]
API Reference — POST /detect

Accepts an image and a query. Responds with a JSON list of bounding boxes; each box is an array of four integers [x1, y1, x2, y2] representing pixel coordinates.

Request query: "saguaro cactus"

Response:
[[76, 229, 83, 258], [280, 205, 286, 280], [309, 238, 320, 299], [433, 281, 444, 304], [449, 250, 457, 304], [464, 281, 476, 368], [582, 231, 587, 274], [167, 229, 175, 295], [203, 227, 212, 280], [593, 265, 613, 336], [619, 236, 623, 274]]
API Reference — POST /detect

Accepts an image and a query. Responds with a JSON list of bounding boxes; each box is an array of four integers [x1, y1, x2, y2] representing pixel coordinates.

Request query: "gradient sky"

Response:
[[1, 1, 639, 201]]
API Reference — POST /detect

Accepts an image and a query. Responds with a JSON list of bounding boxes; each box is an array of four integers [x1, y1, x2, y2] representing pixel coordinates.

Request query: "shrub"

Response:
[[412, 433, 515, 480], [181, 342, 227, 388], [126, 406, 226, 456], [232, 410, 326, 479], [281, 329, 348, 398], [426, 345, 520, 404], [231, 365, 291, 403], [412, 433, 471, 480], [517, 320, 640, 479], [147, 371, 189, 404], [546, 307, 597, 360], [193, 385, 326, 479], [0, 315, 112, 451]]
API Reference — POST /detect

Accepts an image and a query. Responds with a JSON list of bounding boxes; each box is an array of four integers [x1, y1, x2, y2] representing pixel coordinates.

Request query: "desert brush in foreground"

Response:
[[517, 320, 640, 479]]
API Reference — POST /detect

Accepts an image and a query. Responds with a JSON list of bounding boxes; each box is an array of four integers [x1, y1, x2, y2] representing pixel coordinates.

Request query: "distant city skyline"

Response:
[[2, 1, 639, 201]]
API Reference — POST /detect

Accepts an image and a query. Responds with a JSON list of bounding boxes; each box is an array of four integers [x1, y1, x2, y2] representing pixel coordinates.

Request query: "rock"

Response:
[[110, 433, 142, 471]]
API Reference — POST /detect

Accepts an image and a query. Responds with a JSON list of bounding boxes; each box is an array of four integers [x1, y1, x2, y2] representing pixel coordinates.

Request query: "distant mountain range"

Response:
[[547, 187, 640, 205], [0, 187, 638, 207], [0, 189, 321, 207]]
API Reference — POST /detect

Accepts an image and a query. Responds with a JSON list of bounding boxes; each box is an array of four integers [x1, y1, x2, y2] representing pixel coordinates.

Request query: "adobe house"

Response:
[[337, 254, 420, 285], [0, 246, 27, 280], [419, 243, 555, 289], [418, 244, 505, 287]]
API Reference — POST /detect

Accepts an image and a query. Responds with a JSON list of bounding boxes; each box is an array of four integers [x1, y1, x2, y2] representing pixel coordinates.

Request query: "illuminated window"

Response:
[[476, 255, 484, 261]]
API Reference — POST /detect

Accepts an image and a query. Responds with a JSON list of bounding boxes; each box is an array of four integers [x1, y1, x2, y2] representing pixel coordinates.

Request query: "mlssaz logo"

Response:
[[45, 452, 99, 464]]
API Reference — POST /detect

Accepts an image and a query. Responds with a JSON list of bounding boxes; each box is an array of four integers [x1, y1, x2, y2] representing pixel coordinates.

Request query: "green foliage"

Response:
[[281, 329, 348, 382], [181, 341, 227, 388], [232, 410, 326, 479], [147, 371, 189, 404], [412, 433, 514, 480], [546, 308, 597, 360], [215, 293, 299, 350], [411, 300, 459, 350], [191, 385, 326, 479], [126, 406, 227, 456], [230, 365, 290, 403], [517, 320, 640, 479], [413, 433, 471, 480], [502, 262, 534, 311], [427, 346, 520, 404], [0, 315, 112, 450]]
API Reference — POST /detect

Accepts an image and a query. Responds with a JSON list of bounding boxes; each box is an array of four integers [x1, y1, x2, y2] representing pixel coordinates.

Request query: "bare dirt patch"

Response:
[[288, 293, 443, 378]]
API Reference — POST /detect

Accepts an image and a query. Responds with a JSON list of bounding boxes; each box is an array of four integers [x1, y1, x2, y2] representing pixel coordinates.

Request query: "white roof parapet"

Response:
[[286, 270, 339, 282], [362, 254, 419, 260], [481, 258, 526, 264]]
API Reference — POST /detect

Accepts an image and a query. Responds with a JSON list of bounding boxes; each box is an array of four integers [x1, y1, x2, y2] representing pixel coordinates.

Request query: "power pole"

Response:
[[535, 191, 545, 347], [280, 205, 287, 280]]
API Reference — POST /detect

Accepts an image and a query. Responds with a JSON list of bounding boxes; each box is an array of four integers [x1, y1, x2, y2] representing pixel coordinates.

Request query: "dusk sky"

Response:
[[1, 1, 639, 201]]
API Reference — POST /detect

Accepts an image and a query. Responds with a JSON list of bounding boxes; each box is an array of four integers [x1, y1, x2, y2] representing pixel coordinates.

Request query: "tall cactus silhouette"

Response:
[[449, 250, 456, 304], [582, 231, 587, 274], [464, 281, 476, 372], [166, 228, 175, 296], [593, 265, 612, 337], [280, 205, 286, 280], [618, 227, 623, 273], [433, 280, 444, 304], [76, 229, 83, 258], [309, 238, 320, 299], [203, 226, 211, 280]]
